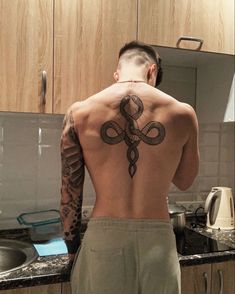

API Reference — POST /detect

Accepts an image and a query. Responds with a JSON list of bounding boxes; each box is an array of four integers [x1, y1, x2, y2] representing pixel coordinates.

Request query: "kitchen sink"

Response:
[[0, 239, 38, 275]]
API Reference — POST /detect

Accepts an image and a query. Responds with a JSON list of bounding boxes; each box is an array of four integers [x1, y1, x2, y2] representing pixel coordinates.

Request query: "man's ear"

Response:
[[150, 64, 157, 75], [147, 64, 157, 84], [113, 71, 119, 82]]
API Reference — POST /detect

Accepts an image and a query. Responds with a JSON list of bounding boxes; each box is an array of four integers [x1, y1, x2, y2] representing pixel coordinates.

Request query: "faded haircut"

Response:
[[118, 41, 160, 67]]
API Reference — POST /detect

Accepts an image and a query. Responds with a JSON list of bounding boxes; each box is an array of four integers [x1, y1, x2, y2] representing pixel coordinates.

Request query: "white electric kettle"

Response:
[[204, 187, 235, 230]]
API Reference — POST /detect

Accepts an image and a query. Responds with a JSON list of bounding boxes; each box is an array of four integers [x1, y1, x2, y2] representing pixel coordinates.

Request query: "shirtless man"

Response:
[[60, 41, 199, 294]]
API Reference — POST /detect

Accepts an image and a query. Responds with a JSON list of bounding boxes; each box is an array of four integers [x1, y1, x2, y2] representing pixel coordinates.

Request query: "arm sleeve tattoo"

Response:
[[60, 110, 85, 254]]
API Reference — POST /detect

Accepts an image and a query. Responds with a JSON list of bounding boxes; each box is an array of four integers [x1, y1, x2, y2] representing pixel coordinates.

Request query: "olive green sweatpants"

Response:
[[71, 217, 181, 294]]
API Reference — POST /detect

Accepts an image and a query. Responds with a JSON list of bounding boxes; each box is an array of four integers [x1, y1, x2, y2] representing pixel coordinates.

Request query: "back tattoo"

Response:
[[100, 95, 166, 177]]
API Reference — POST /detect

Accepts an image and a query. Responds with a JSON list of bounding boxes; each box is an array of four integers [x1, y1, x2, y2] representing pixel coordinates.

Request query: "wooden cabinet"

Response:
[[0, 0, 137, 114], [181, 263, 211, 294], [53, 0, 137, 114], [0, 283, 71, 294], [62, 282, 72, 294], [211, 261, 235, 294], [1, 0, 233, 114], [0, 0, 53, 113], [0, 284, 61, 294], [181, 261, 235, 294], [138, 0, 234, 55]]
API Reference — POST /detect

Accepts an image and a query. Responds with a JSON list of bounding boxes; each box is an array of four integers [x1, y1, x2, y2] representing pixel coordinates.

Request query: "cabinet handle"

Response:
[[176, 36, 203, 50], [41, 70, 47, 106], [218, 270, 224, 294], [203, 272, 209, 294]]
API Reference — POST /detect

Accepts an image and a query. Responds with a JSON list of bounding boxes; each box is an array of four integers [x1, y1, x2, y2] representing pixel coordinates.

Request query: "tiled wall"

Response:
[[0, 112, 95, 228]]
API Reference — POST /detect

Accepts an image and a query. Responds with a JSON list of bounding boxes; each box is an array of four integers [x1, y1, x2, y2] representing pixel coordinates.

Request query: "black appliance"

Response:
[[176, 227, 234, 256]]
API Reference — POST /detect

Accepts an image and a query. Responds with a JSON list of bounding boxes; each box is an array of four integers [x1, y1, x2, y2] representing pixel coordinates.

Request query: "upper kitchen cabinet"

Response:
[[54, 0, 137, 114], [0, 0, 53, 113], [138, 0, 234, 55]]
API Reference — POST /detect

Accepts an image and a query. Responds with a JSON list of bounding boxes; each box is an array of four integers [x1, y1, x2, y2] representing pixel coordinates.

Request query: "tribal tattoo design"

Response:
[[60, 110, 85, 254], [100, 95, 166, 177]]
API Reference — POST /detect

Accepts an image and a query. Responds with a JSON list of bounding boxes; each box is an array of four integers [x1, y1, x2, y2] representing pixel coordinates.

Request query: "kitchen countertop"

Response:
[[0, 228, 71, 290], [0, 225, 235, 291], [179, 215, 235, 266], [179, 227, 235, 266]]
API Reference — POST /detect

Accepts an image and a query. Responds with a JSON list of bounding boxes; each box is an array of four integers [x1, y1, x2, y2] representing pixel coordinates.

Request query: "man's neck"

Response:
[[117, 73, 148, 84], [117, 79, 146, 83], [117, 65, 148, 84]]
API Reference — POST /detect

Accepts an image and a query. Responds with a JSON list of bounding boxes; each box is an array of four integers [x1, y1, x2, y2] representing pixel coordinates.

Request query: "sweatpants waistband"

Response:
[[87, 217, 172, 231]]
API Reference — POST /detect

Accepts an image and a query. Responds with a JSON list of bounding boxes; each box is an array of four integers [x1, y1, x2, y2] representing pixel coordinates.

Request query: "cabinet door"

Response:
[[0, 284, 61, 294], [54, 0, 137, 114], [211, 261, 235, 294], [62, 282, 72, 294], [181, 264, 211, 294], [138, 0, 234, 55], [0, 0, 53, 113]]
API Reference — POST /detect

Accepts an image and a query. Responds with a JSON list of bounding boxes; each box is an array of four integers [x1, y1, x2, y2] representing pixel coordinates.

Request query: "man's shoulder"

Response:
[[155, 89, 197, 123], [71, 85, 116, 108], [173, 101, 195, 114], [159, 91, 196, 117], [64, 101, 90, 129], [155, 88, 191, 107], [176, 102, 197, 121], [170, 101, 198, 131], [68, 89, 110, 122], [68, 101, 86, 116]]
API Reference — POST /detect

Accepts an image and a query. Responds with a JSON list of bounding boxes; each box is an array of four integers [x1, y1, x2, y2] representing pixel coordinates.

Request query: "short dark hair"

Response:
[[119, 41, 163, 87], [119, 41, 158, 65]]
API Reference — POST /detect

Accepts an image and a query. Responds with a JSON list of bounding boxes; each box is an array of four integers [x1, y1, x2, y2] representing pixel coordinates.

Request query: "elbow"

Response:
[[174, 180, 193, 191], [173, 161, 199, 191], [173, 171, 198, 191]]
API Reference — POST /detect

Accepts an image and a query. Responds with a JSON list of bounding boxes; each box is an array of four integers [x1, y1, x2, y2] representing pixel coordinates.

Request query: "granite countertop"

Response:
[[0, 225, 235, 290], [179, 226, 235, 266], [0, 228, 71, 290], [179, 216, 235, 266]]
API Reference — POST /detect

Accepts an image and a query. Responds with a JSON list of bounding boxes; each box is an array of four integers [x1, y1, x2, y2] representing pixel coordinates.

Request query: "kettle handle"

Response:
[[204, 189, 220, 213]]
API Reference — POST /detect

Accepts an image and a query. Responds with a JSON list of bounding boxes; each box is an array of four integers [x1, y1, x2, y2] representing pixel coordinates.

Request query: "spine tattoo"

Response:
[[60, 110, 85, 254], [100, 95, 166, 177]]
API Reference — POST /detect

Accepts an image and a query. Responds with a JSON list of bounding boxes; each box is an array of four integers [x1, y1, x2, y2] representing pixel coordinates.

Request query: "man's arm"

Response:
[[60, 108, 85, 259], [173, 106, 199, 191]]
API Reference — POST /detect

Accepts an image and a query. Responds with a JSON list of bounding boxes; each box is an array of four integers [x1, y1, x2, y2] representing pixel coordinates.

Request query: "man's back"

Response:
[[73, 81, 199, 220], [62, 41, 199, 294]]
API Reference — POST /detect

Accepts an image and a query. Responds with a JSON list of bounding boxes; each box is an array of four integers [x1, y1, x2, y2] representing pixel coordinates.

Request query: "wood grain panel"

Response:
[[138, 0, 234, 55], [0, 0, 53, 113], [211, 261, 235, 294], [54, 0, 137, 114], [0, 283, 61, 294], [181, 264, 211, 294], [61, 282, 72, 294]]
